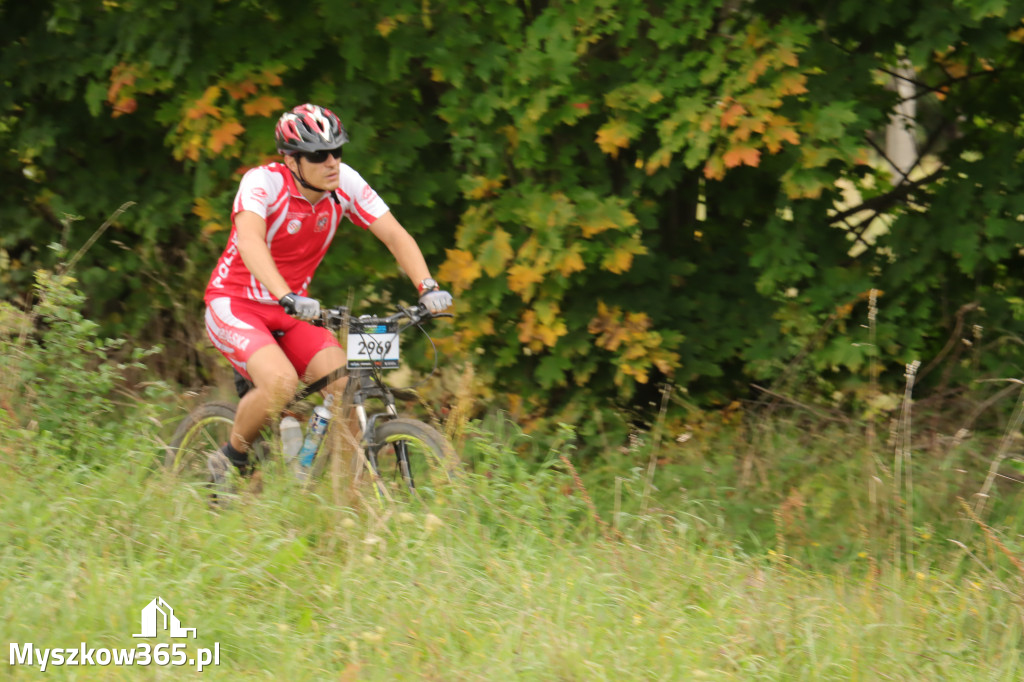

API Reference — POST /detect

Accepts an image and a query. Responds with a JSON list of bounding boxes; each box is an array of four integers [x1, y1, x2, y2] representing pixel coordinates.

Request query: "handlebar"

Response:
[[309, 303, 452, 332]]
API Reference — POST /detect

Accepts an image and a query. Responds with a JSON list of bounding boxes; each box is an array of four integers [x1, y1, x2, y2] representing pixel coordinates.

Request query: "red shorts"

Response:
[[204, 296, 340, 381]]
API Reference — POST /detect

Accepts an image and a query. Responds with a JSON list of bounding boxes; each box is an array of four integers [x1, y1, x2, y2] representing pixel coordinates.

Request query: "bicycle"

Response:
[[165, 302, 458, 506]]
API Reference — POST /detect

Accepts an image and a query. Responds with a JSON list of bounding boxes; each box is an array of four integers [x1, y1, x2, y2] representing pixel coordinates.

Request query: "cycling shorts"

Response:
[[204, 296, 340, 381]]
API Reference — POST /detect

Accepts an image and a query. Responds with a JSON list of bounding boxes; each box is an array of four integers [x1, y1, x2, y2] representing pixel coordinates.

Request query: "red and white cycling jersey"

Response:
[[204, 162, 389, 304]]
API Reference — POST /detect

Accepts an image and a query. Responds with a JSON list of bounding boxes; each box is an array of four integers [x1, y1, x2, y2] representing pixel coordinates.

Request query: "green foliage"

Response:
[[0, 267, 170, 463], [3, 0, 1024, 431]]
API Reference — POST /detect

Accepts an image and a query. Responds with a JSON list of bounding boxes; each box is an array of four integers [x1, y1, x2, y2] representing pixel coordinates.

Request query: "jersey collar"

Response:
[[276, 162, 334, 207]]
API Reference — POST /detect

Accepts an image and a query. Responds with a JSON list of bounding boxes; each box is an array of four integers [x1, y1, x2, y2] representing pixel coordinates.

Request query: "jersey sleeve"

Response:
[[337, 165, 391, 229], [232, 167, 280, 220]]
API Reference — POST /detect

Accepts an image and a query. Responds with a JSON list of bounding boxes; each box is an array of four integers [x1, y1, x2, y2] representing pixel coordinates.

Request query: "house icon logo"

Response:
[[132, 597, 197, 639]]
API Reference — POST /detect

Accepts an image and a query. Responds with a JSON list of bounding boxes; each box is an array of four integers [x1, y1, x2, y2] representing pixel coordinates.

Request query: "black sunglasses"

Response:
[[301, 146, 344, 163]]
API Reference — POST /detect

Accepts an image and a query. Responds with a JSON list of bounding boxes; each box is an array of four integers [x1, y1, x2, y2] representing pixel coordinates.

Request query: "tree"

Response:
[[3, 0, 1024, 435]]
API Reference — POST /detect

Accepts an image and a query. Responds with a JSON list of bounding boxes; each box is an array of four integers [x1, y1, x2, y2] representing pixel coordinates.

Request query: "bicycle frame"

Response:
[[279, 303, 449, 477], [167, 302, 454, 507]]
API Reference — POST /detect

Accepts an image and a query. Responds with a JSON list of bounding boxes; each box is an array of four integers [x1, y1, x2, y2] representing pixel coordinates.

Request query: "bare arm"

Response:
[[367, 211, 433, 288], [234, 210, 292, 300]]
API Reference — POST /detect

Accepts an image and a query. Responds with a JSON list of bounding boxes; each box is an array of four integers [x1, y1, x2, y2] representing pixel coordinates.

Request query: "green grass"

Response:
[[1, 420, 1022, 681], [6, 243, 1024, 679]]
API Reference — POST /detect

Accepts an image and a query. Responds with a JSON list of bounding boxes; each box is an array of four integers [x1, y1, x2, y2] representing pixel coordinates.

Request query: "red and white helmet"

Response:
[[274, 103, 349, 154]]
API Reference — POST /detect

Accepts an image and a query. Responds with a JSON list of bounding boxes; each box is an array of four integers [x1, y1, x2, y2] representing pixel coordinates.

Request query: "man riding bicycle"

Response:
[[203, 103, 452, 483]]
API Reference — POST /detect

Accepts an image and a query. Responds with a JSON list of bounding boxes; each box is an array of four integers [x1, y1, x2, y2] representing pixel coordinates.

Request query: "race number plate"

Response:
[[347, 320, 400, 369]]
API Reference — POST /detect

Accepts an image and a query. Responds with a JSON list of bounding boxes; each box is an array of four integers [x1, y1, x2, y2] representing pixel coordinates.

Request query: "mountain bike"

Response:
[[165, 302, 457, 506]]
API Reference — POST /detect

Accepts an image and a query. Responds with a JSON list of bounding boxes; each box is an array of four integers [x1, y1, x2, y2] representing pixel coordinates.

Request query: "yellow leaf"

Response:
[[537, 319, 567, 346], [748, 55, 771, 83], [595, 118, 635, 158], [224, 80, 258, 100], [645, 149, 673, 175], [110, 98, 136, 117], [208, 120, 245, 154], [534, 299, 560, 325], [578, 201, 638, 238], [507, 242, 551, 300], [187, 86, 222, 120], [719, 102, 746, 129], [192, 198, 217, 221], [260, 69, 284, 87], [518, 307, 567, 350], [589, 301, 647, 351], [704, 156, 726, 180], [508, 263, 545, 300], [722, 146, 761, 169], [107, 62, 139, 117], [463, 175, 506, 200], [601, 238, 647, 274], [437, 249, 482, 294], [556, 246, 586, 276], [517, 310, 541, 350], [499, 124, 520, 150], [377, 16, 400, 37], [778, 74, 808, 96], [603, 249, 633, 274], [201, 222, 227, 236], [107, 62, 137, 99], [177, 134, 203, 162], [777, 46, 799, 68], [516, 236, 541, 262], [589, 300, 678, 386], [242, 95, 284, 117], [763, 115, 800, 153], [601, 246, 635, 274], [621, 364, 650, 384], [478, 228, 514, 277], [579, 216, 617, 237]]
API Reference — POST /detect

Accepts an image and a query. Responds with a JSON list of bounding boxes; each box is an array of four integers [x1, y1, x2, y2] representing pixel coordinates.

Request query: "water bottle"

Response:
[[297, 404, 332, 469], [280, 416, 303, 463]]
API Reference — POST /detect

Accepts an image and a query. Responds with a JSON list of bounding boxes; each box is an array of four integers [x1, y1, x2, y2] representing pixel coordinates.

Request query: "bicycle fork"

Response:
[[356, 401, 414, 490]]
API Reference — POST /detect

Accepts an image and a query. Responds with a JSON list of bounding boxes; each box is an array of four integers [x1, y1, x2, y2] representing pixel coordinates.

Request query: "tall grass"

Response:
[[1, 426, 1022, 680], [2, 266, 1023, 679]]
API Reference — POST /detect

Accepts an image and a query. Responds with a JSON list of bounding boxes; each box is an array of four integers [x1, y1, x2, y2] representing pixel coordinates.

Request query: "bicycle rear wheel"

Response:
[[165, 401, 267, 489], [364, 418, 457, 505]]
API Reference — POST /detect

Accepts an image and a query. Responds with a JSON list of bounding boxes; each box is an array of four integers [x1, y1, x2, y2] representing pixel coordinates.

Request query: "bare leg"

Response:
[[230, 344, 299, 452], [302, 345, 348, 400], [303, 345, 358, 443], [303, 346, 361, 479]]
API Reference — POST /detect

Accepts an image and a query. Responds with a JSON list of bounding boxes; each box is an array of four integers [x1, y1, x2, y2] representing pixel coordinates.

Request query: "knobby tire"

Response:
[[365, 418, 457, 506]]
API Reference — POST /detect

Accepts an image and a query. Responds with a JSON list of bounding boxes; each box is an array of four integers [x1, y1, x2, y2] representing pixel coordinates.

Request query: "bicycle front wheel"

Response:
[[365, 418, 457, 505]]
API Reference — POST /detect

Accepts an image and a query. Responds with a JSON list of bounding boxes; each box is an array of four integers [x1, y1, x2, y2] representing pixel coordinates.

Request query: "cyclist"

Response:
[[203, 102, 452, 486]]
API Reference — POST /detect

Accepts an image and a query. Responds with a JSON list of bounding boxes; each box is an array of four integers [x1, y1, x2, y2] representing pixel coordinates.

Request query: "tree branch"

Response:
[[916, 301, 981, 385], [827, 166, 945, 226]]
